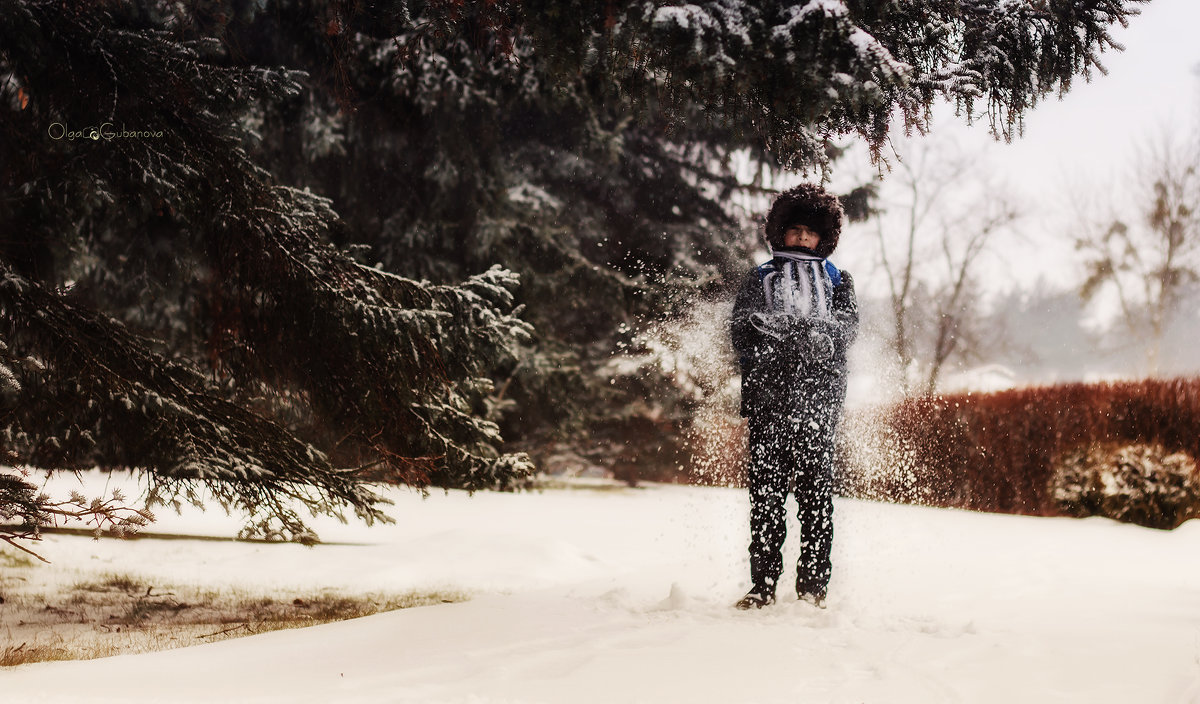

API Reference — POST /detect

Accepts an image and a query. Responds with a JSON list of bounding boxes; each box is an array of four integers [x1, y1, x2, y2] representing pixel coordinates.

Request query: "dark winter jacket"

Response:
[[730, 250, 858, 417]]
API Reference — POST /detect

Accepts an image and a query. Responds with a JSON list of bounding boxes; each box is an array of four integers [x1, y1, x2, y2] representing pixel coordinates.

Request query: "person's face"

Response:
[[783, 224, 821, 250]]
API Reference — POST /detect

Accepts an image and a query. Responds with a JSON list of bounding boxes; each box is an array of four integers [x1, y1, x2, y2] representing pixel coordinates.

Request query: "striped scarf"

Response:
[[763, 250, 833, 320]]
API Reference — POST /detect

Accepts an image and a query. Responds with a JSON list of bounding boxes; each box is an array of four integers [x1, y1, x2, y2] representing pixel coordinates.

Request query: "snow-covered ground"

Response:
[[6, 474, 1200, 703]]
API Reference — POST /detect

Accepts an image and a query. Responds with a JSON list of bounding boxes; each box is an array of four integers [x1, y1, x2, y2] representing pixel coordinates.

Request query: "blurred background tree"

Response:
[[863, 138, 1019, 394], [1075, 129, 1200, 375]]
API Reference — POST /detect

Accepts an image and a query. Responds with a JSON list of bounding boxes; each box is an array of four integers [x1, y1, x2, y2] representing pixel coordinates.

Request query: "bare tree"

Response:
[[872, 139, 1018, 394], [1076, 130, 1200, 375], [925, 202, 1019, 393]]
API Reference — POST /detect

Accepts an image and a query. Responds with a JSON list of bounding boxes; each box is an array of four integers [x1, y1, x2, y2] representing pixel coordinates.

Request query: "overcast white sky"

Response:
[[978, 0, 1200, 188], [829, 0, 1200, 296]]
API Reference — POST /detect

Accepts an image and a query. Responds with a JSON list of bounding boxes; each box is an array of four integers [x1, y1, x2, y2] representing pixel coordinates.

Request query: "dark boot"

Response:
[[734, 589, 776, 610], [797, 590, 827, 609]]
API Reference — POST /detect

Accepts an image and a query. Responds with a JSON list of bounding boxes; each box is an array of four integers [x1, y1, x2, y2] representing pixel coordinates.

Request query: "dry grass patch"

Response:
[[1, 550, 467, 666]]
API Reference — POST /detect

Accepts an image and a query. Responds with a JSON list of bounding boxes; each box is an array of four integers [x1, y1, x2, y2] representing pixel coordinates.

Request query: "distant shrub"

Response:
[[840, 377, 1200, 527], [1052, 443, 1199, 529]]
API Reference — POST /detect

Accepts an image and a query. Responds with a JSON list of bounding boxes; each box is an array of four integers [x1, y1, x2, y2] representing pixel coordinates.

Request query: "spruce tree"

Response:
[[203, 0, 1141, 478], [0, 0, 532, 554]]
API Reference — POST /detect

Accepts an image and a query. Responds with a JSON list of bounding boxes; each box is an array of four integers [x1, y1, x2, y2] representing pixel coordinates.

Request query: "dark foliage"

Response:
[[1053, 442, 1199, 529], [0, 0, 532, 549]]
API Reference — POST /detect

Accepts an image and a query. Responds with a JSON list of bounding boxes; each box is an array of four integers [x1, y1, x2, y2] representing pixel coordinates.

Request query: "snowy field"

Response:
[[5, 473, 1200, 703]]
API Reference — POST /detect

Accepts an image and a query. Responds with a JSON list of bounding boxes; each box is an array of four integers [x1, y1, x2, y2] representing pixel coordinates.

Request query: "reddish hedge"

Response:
[[841, 377, 1200, 517]]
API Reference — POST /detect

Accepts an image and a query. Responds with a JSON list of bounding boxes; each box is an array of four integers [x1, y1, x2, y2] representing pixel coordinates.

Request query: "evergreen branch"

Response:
[[0, 534, 47, 562], [0, 263, 391, 541]]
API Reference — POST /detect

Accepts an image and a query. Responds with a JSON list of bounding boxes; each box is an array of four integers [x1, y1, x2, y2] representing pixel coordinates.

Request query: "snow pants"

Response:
[[746, 384, 842, 598]]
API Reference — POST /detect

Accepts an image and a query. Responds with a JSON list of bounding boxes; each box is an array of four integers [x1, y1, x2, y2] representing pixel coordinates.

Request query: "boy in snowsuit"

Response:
[[730, 183, 858, 609]]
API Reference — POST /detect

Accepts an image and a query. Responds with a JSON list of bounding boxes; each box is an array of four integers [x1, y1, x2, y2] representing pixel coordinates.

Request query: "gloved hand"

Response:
[[783, 318, 835, 363], [751, 313, 838, 363], [805, 328, 834, 362], [749, 312, 798, 341]]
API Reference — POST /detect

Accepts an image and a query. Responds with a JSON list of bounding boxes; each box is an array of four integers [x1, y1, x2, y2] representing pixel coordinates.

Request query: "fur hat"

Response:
[[764, 183, 843, 259]]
